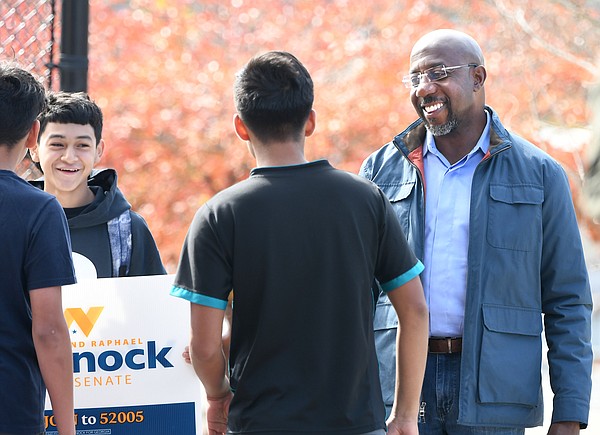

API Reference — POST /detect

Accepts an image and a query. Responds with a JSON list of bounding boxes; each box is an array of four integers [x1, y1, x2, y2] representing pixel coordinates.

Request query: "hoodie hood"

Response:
[[30, 168, 131, 229]]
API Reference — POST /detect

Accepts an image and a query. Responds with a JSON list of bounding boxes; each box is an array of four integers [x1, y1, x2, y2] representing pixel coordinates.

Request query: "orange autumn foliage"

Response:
[[82, 0, 600, 271]]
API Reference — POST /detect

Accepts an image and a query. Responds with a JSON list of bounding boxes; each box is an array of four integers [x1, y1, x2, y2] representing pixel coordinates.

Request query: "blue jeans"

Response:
[[418, 353, 524, 435]]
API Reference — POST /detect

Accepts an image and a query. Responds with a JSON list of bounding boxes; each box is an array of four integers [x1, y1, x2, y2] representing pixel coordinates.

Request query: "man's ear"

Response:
[[473, 65, 487, 92], [26, 120, 41, 161], [304, 110, 316, 137], [233, 114, 251, 141]]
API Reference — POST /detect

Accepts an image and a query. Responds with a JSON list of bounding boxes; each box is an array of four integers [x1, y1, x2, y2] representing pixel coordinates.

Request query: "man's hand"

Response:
[[206, 391, 233, 435], [547, 421, 580, 435]]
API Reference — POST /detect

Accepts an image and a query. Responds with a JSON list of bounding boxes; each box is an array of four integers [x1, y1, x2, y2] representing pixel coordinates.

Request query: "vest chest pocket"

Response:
[[487, 184, 543, 251]]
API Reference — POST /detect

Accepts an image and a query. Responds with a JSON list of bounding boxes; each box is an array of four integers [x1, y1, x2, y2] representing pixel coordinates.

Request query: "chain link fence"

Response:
[[1, 0, 59, 87], [1, 0, 60, 177]]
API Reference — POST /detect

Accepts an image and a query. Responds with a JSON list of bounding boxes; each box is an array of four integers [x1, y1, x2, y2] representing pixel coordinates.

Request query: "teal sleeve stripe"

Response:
[[380, 261, 425, 293], [170, 286, 228, 310]]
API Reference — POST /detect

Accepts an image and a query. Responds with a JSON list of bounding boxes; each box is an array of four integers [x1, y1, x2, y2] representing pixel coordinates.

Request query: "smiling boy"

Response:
[[35, 121, 101, 207], [31, 91, 166, 278]]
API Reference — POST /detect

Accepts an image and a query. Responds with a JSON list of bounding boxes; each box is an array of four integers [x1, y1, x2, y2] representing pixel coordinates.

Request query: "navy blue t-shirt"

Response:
[[0, 170, 76, 434]]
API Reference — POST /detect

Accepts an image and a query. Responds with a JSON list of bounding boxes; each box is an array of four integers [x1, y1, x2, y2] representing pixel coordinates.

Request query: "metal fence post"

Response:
[[59, 0, 89, 92]]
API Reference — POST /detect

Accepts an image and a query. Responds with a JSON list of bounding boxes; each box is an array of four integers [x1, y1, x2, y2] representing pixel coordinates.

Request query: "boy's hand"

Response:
[[206, 391, 233, 435], [182, 346, 191, 364], [386, 417, 418, 435]]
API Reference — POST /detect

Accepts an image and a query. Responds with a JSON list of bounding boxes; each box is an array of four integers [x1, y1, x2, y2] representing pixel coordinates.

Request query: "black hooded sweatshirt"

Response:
[[31, 168, 166, 278]]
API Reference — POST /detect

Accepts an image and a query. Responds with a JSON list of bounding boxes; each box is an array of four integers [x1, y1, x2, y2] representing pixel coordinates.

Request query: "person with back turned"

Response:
[[0, 61, 76, 435], [171, 51, 429, 435]]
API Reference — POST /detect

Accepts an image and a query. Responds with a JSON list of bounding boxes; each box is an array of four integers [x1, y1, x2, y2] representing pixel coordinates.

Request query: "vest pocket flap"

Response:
[[374, 302, 398, 331], [381, 181, 415, 203], [482, 304, 542, 336], [489, 184, 543, 205]]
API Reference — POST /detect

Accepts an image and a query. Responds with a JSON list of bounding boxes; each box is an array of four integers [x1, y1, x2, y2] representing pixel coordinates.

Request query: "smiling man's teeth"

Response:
[[60, 168, 79, 172], [424, 102, 444, 113]]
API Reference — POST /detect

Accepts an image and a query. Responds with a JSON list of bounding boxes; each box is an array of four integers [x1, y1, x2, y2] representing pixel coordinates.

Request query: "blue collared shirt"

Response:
[[423, 112, 490, 337]]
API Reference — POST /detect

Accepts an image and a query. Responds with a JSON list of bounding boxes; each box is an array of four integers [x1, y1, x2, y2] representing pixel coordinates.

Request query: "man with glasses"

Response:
[[360, 29, 592, 434]]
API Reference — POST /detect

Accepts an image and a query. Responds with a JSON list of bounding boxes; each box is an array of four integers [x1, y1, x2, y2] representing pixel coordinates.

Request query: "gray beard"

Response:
[[425, 117, 458, 136]]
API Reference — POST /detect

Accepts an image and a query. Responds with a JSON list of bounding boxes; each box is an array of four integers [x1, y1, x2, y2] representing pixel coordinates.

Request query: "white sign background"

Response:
[[44, 274, 206, 434]]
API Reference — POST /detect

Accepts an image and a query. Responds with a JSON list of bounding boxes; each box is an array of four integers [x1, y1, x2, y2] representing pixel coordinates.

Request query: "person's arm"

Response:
[[181, 301, 232, 364], [385, 276, 429, 435], [540, 166, 593, 431], [190, 303, 233, 434], [30, 286, 75, 435]]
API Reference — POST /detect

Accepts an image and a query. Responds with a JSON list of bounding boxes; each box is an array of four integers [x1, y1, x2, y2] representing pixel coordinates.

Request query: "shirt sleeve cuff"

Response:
[[380, 260, 424, 292], [170, 285, 228, 310]]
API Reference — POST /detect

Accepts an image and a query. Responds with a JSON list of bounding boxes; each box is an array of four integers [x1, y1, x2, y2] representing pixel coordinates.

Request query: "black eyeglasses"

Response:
[[402, 64, 479, 89]]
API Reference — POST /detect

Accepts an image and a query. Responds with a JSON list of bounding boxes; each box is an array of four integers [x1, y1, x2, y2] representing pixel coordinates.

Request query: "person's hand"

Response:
[[206, 391, 233, 435], [547, 421, 580, 435], [182, 346, 191, 364], [386, 416, 418, 435]]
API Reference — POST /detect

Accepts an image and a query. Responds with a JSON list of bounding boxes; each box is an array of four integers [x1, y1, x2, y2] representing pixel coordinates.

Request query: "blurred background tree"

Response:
[[83, 0, 600, 271]]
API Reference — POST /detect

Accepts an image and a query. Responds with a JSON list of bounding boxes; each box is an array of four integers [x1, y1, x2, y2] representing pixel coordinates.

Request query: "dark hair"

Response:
[[234, 51, 314, 143], [38, 91, 103, 144], [0, 61, 47, 147]]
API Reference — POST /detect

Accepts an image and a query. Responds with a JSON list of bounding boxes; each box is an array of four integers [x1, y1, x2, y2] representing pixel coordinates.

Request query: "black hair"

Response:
[[37, 91, 103, 144], [0, 61, 46, 147], [233, 51, 314, 143]]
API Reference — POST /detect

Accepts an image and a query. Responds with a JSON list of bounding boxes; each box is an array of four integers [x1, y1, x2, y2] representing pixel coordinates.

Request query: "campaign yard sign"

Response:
[[44, 274, 206, 435]]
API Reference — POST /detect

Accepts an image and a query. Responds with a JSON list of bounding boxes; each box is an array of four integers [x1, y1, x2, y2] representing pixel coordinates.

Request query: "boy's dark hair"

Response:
[[234, 51, 314, 144], [0, 61, 47, 147], [38, 91, 103, 144]]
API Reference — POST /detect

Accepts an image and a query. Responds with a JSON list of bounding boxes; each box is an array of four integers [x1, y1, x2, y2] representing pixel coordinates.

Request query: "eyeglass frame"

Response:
[[402, 63, 480, 89]]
